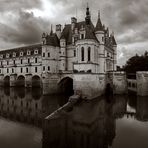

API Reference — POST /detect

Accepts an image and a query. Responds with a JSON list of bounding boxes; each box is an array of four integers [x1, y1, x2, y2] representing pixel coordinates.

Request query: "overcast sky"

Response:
[[0, 0, 148, 65]]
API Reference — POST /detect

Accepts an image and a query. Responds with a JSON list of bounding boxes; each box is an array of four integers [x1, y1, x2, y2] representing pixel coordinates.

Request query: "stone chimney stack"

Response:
[[71, 17, 77, 31]]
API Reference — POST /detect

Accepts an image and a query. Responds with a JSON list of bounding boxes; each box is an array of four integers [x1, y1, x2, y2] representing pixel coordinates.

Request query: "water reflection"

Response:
[[1, 87, 148, 148], [43, 95, 148, 148], [0, 87, 67, 127]]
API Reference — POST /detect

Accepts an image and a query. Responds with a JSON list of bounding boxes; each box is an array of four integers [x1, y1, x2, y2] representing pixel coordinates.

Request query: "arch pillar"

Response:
[[0, 74, 4, 86], [42, 73, 59, 95], [25, 74, 32, 88], [10, 74, 17, 87]]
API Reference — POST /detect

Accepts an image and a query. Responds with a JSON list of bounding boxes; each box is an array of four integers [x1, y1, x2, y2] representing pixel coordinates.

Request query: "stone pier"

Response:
[[10, 74, 17, 87], [112, 71, 127, 95], [42, 73, 59, 95], [25, 74, 32, 87], [137, 72, 148, 96], [0, 74, 4, 86]]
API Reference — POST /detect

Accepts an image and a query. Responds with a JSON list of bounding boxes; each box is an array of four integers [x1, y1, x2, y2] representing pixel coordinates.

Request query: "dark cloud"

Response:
[[0, 0, 42, 12], [0, 0, 148, 65], [0, 10, 50, 46]]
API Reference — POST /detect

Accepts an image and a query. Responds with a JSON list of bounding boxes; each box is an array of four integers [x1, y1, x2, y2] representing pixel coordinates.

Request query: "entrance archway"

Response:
[[4, 76, 10, 87], [58, 77, 74, 97], [16, 75, 25, 87], [32, 75, 42, 88]]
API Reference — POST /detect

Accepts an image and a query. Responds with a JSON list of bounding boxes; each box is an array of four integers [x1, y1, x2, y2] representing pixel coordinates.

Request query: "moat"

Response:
[[0, 88, 148, 148]]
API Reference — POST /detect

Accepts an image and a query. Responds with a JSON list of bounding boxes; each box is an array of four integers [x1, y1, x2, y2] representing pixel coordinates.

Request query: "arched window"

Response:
[[81, 47, 84, 61], [88, 47, 91, 61]]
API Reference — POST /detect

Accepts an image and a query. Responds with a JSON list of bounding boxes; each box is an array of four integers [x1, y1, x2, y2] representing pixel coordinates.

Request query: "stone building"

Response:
[[0, 6, 123, 99]]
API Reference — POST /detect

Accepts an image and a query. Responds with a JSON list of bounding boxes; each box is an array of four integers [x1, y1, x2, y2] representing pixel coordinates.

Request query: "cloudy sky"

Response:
[[0, 0, 148, 65]]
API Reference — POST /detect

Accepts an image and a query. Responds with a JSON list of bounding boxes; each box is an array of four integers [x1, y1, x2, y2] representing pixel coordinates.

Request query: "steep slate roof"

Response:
[[0, 44, 42, 54], [112, 36, 117, 45], [95, 18, 103, 31], [46, 33, 60, 47], [61, 21, 98, 45]]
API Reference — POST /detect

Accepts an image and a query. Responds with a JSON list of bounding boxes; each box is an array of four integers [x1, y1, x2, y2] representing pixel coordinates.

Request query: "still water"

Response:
[[0, 88, 148, 148]]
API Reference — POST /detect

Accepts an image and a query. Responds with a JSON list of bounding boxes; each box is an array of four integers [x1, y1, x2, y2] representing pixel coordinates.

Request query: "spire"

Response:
[[111, 32, 117, 45], [98, 10, 100, 19], [50, 24, 53, 35], [95, 10, 103, 31], [85, 3, 91, 25]]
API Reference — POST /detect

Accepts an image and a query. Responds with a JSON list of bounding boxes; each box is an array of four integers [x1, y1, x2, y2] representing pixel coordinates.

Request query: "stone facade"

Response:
[[0, 7, 119, 99]]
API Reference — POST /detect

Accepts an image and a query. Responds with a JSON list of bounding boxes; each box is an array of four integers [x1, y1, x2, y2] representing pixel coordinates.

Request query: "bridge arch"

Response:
[[4, 75, 10, 87], [58, 77, 74, 97], [16, 75, 25, 87], [32, 75, 42, 88]]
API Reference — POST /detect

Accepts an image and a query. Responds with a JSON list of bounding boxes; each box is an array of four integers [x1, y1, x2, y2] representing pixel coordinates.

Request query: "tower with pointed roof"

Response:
[[40, 5, 117, 97]]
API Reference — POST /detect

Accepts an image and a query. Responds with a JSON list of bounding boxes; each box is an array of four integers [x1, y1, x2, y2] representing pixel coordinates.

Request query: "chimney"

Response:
[[71, 17, 77, 31]]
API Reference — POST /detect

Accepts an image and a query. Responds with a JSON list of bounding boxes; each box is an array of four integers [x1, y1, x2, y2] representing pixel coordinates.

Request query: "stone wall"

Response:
[[137, 72, 148, 96], [112, 71, 127, 95], [73, 73, 106, 99]]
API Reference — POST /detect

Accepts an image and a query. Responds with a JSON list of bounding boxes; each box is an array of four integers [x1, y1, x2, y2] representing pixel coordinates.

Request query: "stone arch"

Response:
[[58, 77, 74, 97], [16, 75, 25, 87], [32, 75, 42, 88], [4, 76, 10, 87]]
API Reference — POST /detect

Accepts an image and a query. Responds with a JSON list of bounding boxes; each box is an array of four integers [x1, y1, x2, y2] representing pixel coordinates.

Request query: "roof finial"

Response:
[[85, 2, 91, 25], [98, 10, 100, 19], [50, 24, 53, 35]]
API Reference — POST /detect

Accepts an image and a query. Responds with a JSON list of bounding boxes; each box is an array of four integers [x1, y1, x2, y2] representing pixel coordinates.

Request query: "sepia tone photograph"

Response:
[[0, 0, 148, 148]]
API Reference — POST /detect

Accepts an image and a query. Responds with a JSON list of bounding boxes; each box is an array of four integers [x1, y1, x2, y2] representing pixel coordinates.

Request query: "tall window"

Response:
[[21, 68, 23, 73], [35, 67, 37, 73], [48, 66, 50, 71], [35, 58, 37, 63], [74, 50, 76, 57], [43, 53, 45, 57], [88, 47, 91, 61], [21, 59, 23, 64], [12, 68, 14, 73], [7, 68, 9, 73], [13, 60, 15, 64], [28, 58, 30, 63], [48, 52, 50, 57], [81, 34, 84, 39], [81, 47, 84, 61], [43, 66, 45, 71], [26, 67, 28, 73]]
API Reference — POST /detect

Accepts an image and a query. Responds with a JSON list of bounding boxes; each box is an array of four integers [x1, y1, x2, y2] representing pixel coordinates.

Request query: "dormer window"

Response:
[[13, 52, 16, 57], [27, 51, 31, 55], [34, 50, 38, 54], [20, 52, 23, 56], [81, 34, 84, 39], [6, 53, 9, 58]]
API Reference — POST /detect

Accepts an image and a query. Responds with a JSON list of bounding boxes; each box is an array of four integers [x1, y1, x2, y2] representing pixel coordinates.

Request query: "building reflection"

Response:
[[136, 96, 148, 121], [0, 87, 65, 127], [43, 98, 117, 148]]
